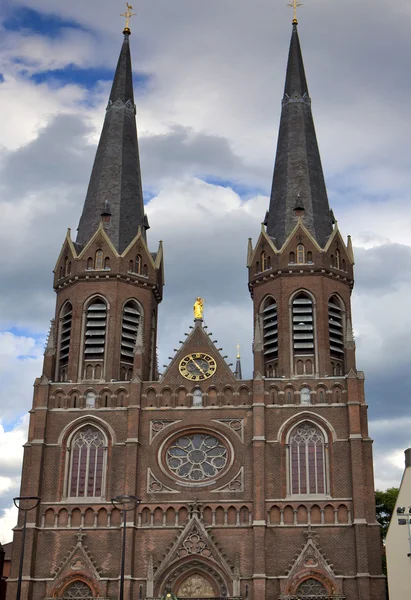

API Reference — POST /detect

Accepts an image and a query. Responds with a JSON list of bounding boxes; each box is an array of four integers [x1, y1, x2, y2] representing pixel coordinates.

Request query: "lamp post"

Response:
[[396, 506, 411, 556], [111, 495, 141, 600], [13, 496, 41, 600]]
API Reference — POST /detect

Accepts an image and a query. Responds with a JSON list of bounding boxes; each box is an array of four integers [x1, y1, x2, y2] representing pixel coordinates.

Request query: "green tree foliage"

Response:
[[375, 487, 399, 539]]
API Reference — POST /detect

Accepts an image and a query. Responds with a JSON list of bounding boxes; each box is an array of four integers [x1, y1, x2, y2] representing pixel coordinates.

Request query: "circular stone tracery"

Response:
[[166, 434, 228, 482]]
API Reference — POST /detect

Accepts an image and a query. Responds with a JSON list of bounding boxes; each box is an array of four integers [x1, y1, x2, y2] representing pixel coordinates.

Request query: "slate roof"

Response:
[[76, 32, 146, 254], [266, 23, 334, 249]]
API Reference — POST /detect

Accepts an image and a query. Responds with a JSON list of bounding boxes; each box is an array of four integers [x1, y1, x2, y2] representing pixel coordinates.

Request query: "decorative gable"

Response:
[[50, 530, 103, 598], [160, 320, 236, 386], [282, 528, 341, 596], [151, 511, 239, 596]]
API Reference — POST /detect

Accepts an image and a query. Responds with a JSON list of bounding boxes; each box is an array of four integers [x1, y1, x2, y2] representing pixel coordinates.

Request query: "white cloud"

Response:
[[0, 505, 17, 545]]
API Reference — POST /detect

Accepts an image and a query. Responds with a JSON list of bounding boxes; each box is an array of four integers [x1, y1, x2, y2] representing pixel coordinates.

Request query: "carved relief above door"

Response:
[[176, 573, 215, 598]]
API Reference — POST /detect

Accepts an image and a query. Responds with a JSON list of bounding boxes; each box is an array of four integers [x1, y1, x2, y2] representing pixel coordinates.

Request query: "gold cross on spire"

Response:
[[236, 343, 241, 360], [288, 0, 303, 24], [121, 3, 136, 33]]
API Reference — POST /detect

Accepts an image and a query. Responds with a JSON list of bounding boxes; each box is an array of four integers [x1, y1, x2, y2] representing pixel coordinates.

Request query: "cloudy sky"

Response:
[[1, 0, 411, 543]]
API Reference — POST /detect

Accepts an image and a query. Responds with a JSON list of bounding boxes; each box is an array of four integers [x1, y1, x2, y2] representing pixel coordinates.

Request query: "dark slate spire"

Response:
[[76, 31, 147, 253], [266, 23, 334, 248]]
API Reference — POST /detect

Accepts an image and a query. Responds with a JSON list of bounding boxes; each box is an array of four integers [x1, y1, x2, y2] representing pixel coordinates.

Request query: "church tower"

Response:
[[246, 18, 386, 600], [8, 13, 385, 600]]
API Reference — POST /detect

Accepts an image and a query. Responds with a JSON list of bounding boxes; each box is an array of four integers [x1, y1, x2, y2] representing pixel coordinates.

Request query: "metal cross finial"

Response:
[[288, 0, 303, 24], [121, 2, 136, 32], [236, 343, 241, 360]]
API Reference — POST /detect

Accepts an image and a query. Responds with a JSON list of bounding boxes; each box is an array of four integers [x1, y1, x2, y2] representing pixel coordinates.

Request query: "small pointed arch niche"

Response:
[[94, 249, 104, 270], [296, 243, 305, 264], [57, 301, 73, 382], [120, 299, 142, 376], [328, 294, 345, 375], [261, 295, 278, 378]]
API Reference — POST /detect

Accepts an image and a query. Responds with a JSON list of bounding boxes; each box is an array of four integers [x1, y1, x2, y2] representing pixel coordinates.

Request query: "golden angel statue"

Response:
[[193, 297, 205, 320]]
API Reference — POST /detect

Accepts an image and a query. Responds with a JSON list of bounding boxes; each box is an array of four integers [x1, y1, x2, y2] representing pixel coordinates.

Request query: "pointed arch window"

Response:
[[68, 426, 107, 498], [62, 581, 93, 599], [94, 250, 103, 270], [296, 578, 327, 597], [328, 295, 344, 369], [58, 302, 72, 381], [292, 292, 315, 355], [193, 388, 203, 407], [297, 244, 305, 264], [335, 249, 341, 269], [261, 251, 267, 271], [262, 297, 278, 376], [288, 422, 328, 496], [83, 298, 107, 378], [135, 255, 142, 274], [120, 300, 141, 367], [300, 387, 311, 405], [64, 257, 70, 277]]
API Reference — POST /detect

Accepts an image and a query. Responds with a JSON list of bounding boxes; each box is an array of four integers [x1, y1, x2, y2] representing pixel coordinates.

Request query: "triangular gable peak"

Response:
[[283, 529, 341, 596], [160, 320, 236, 385], [153, 513, 235, 588], [248, 225, 279, 268], [279, 217, 323, 255], [323, 225, 354, 266], [53, 229, 79, 273], [77, 222, 119, 260], [120, 226, 157, 270], [50, 530, 101, 596]]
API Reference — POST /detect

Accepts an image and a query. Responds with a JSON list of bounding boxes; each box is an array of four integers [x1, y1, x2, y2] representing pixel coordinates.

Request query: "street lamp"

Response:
[[396, 506, 411, 556], [111, 495, 141, 600], [13, 496, 41, 600]]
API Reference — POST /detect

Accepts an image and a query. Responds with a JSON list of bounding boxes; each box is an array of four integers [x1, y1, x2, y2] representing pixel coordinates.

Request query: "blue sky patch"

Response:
[[31, 66, 150, 93], [3, 6, 87, 36], [204, 176, 267, 199]]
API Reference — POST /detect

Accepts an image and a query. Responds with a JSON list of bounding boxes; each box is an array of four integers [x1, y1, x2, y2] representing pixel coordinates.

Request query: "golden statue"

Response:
[[193, 297, 205, 320]]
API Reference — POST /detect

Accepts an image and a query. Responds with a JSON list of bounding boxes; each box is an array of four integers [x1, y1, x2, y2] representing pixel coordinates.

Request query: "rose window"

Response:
[[166, 434, 228, 481]]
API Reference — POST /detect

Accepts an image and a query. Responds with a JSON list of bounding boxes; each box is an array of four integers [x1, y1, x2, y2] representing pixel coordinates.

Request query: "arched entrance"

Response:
[[296, 578, 328, 598]]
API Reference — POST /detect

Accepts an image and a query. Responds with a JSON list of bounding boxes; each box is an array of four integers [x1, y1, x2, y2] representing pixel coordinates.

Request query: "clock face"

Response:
[[179, 353, 217, 381]]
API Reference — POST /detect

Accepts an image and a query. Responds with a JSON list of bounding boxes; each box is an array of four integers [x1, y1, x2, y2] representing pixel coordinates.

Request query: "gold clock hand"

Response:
[[189, 355, 207, 376]]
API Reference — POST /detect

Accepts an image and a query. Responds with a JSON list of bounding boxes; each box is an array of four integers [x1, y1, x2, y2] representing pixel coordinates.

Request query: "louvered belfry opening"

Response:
[[58, 302, 72, 381], [83, 298, 107, 380], [328, 295, 345, 376], [292, 292, 315, 374], [120, 300, 140, 380], [262, 297, 278, 377]]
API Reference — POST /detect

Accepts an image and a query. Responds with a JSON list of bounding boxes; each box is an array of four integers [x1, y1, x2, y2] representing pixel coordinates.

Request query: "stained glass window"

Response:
[[166, 434, 228, 482], [296, 578, 327, 597], [69, 427, 106, 498], [62, 581, 93, 599], [289, 422, 327, 495]]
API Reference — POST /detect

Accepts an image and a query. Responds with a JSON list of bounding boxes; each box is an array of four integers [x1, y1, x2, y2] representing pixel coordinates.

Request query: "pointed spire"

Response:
[[76, 31, 147, 254], [235, 343, 243, 380], [266, 22, 334, 248]]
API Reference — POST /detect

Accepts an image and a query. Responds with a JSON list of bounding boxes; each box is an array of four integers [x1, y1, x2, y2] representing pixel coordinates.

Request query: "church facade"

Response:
[[7, 17, 386, 600]]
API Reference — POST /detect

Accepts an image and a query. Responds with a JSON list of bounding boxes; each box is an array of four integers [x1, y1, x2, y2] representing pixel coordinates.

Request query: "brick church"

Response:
[[8, 14, 386, 600]]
